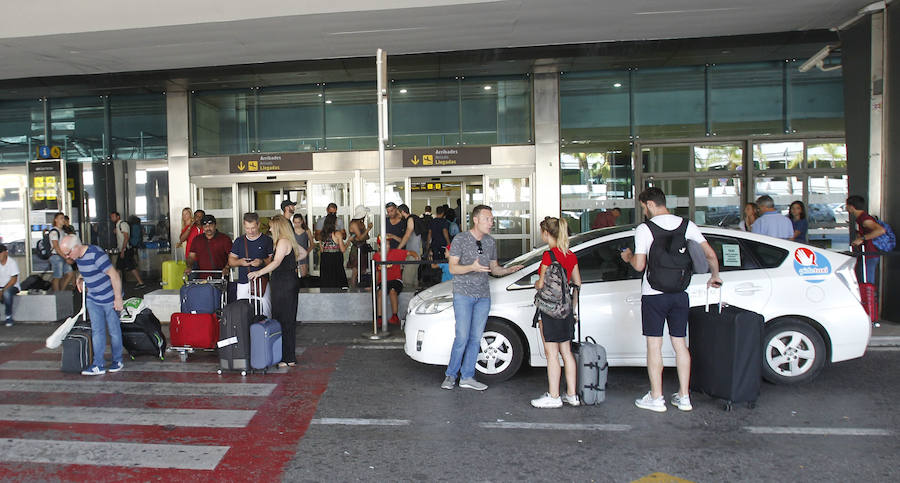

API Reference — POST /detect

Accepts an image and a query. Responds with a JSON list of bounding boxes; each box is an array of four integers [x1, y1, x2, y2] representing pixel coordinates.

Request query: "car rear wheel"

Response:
[[762, 319, 826, 385], [475, 320, 524, 383]]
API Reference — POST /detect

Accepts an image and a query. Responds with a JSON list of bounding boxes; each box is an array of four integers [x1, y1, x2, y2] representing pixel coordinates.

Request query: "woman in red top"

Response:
[[531, 217, 582, 409]]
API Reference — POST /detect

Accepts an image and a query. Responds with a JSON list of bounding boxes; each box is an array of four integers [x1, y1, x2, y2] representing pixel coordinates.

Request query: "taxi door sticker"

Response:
[[793, 247, 831, 284]]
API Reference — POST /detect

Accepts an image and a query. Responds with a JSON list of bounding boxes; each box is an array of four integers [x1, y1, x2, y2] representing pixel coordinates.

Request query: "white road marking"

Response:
[[347, 345, 404, 350], [0, 379, 276, 397], [0, 360, 221, 373], [480, 422, 632, 431], [0, 438, 229, 470], [866, 346, 900, 352], [311, 418, 410, 426], [743, 426, 893, 436], [0, 404, 256, 428]]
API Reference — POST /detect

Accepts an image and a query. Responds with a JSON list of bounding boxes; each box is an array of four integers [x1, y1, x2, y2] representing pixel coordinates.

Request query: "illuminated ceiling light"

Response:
[[399, 89, 408, 94], [325, 100, 332, 104], [613, 82, 622, 88], [483, 85, 492, 90]]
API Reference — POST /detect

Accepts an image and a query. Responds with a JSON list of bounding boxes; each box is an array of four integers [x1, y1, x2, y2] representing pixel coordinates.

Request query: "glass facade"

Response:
[[191, 75, 532, 156], [0, 100, 45, 164], [110, 94, 168, 160], [560, 59, 845, 239]]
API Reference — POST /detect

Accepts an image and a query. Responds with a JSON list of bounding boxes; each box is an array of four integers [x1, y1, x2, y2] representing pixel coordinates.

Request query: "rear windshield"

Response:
[[741, 239, 789, 268]]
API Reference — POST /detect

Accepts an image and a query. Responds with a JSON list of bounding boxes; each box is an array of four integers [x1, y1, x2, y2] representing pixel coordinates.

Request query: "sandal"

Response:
[[277, 362, 288, 368], [287, 362, 297, 367]]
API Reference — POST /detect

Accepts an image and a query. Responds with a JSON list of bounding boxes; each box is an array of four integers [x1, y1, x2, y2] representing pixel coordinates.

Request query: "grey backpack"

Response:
[[534, 250, 572, 320]]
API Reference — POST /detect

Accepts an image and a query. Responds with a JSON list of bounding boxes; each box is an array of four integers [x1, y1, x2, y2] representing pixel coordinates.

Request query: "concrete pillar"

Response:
[[166, 88, 192, 250], [532, 70, 561, 241]]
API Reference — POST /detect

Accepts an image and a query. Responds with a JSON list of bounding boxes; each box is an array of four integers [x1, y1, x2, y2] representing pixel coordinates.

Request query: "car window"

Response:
[[577, 237, 642, 283], [741, 238, 789, 269], [705, 235, 760, 271]]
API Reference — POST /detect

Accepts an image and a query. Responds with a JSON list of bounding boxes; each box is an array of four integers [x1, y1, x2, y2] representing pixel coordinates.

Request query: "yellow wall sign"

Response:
[[33, 176, 45, 188], [50, 146, 61, 158], [33, 189, 45, 201]]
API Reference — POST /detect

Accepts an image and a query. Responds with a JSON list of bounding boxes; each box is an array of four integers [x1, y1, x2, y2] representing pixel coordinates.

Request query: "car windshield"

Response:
[[502, 225, 635, 269]]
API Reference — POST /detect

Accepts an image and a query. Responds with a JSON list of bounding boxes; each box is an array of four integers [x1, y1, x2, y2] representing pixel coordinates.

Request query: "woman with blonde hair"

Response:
[[176, 207, 193, 255], [531, 216, 582, 408], [249, 215, 307, 368]]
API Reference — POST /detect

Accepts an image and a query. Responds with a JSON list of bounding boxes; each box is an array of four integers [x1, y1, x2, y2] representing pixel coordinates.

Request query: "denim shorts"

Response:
[[49, 254, 72, 279]]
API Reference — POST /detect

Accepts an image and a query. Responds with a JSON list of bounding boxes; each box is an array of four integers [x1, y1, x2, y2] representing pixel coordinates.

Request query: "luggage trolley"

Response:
[[169, 270, 228, 362]]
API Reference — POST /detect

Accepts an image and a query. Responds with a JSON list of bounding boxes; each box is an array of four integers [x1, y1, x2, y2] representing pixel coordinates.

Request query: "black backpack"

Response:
[[36, 228, 59, 260], [411, 214, 427, 237], [646, 219, 693, 293]]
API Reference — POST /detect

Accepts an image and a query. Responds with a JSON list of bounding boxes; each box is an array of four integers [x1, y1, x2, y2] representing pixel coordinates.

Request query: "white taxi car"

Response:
[[404, 226, 870, 385]]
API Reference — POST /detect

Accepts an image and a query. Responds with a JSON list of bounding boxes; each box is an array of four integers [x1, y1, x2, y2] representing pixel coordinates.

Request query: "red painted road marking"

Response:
[[0, 343, 345, 481]]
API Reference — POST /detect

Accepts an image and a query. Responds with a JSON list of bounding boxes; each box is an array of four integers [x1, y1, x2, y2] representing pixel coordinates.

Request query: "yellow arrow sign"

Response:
[[237, 161, 245, 171], [411, 155, 420, 165]]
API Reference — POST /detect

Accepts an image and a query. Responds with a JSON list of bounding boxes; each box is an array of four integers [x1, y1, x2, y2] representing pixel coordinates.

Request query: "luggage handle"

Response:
[[854, 244, 868, 285], [250, 276, 264, 317], [704, 286, 724, 314]]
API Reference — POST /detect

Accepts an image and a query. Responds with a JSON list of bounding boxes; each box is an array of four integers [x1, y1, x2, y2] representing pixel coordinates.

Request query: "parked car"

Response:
[[404, 226, 870, 385]]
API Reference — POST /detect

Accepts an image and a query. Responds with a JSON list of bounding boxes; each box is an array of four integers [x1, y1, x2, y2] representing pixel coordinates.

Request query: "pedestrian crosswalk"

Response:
[[0, 342, 344, 479]]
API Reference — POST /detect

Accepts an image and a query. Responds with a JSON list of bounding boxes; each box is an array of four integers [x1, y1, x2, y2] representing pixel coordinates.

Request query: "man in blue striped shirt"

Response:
[[60, 235, 125, 375]]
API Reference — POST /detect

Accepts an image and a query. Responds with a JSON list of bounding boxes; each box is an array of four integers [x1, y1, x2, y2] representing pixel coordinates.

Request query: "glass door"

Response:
[[483, 173, 532, 261], [199, 186, 237, 240], [308, 181, 350, 273], [0, 167, 28, 273]]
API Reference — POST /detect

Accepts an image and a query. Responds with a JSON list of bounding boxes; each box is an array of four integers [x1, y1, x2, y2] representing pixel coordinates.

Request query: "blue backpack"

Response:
[[873, 218, 896, 252]]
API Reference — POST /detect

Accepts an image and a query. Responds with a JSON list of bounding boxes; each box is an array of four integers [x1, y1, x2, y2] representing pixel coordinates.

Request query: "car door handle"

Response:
[[734, 285, 763, 294], [625, 295, 641, 304]]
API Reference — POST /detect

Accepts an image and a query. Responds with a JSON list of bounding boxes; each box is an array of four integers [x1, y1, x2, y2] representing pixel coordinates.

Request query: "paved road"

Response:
[[0, 322, 898, 482]]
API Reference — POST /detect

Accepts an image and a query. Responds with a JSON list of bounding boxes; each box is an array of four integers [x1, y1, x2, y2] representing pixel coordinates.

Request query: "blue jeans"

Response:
[[86, 298, 123, 368], [445, 295, 491, 380], [2, 286, 18, 320], [858, 257, 879, 285]]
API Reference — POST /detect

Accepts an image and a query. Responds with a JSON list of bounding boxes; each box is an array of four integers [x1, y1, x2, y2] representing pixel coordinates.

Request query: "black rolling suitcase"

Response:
[[217, 279, 264, 376], [688, 288, 763, 410], [62, 324, 92, 373]]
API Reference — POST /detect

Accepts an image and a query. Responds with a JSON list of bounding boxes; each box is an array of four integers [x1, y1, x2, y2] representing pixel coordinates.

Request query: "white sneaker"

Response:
[[562, 393, 580, 406], [458, 378, 488, 391], [671, 393, 693, 411], [531, 392, 563, 408], [635, 391, 667, 412]]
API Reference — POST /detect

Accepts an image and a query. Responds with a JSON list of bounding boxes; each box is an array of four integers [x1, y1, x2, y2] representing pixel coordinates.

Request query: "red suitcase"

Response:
[[170, 313, 219, 349], [859, 256, 878, 322]]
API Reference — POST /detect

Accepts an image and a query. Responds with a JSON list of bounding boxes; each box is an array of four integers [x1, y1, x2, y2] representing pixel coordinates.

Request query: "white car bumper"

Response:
[[814, 304, 871, 362], [404, 312, 455, 365]]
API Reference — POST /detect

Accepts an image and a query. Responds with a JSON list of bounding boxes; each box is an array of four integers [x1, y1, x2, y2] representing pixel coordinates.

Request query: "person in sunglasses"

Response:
[[441, 205, 524, 391]]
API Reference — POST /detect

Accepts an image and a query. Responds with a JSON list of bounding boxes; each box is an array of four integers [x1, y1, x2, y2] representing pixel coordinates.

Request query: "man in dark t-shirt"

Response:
[[187, 215, 233, 277], [428, 205, 451, 260], [228, 212, 274, 316]]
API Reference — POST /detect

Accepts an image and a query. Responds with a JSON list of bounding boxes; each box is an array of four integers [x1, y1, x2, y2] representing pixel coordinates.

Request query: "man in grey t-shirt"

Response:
[[314, 202, 345, 241], [441, 205, 523, 391]]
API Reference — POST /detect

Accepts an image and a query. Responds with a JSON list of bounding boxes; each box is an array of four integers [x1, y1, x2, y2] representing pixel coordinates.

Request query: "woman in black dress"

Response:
[[248, 215, 306, 368], [318, 213, 348, 288]]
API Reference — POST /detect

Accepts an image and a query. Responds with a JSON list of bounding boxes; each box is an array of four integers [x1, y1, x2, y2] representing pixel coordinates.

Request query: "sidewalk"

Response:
[[869, 320, 900, 347]]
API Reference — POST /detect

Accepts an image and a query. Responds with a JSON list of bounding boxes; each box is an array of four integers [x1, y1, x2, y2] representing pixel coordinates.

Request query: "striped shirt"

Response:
[[78, 245, 115, 304]]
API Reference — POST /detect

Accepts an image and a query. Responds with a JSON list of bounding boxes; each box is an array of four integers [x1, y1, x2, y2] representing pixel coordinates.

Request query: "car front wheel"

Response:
[[475, 319, 524, 383], [762, 319, 826, 384]]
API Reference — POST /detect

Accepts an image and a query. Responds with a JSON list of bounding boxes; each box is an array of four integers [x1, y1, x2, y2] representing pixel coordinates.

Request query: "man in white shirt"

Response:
[[621, 187, 722, 413], [0, 244, 21, 326]]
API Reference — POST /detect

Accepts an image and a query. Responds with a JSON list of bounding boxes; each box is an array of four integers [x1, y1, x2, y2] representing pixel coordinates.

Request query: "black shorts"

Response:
[[540, 312, 575, 343], [376, 279, 403, 294], [116, 248, 138, 272], [641, 292, 689, 337]]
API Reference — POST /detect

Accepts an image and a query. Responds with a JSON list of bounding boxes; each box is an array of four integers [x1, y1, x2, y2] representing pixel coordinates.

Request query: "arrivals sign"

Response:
[[402, 147, 491, 168], [229, 153, 313, 173]]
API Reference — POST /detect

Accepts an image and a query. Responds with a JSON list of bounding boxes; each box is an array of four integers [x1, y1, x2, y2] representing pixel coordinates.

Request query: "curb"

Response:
[[869, 336, 900, 347]]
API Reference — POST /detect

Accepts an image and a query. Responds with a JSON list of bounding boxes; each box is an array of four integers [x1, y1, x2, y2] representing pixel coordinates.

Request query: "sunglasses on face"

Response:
[[475, 240, 484, 255]]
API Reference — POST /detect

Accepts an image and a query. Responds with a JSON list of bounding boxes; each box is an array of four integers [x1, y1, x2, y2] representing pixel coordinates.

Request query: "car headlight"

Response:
[[415, 295, 454, 314]]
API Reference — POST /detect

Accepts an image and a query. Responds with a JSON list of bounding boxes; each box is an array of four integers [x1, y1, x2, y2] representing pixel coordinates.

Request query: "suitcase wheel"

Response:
[[241, 370, 247, 376], [217, 369, 223, 375], [722, 401, 733, 412], [178, 352, 188, 362]]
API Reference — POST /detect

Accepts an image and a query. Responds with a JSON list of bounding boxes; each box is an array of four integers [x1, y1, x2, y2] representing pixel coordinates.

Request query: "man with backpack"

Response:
[[846, 195, 889, 285], [110, 211, 146, 290], [621, 187, 721, 413]]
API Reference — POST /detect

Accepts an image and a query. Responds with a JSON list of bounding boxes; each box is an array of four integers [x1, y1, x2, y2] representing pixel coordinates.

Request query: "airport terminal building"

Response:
[[0, 2, 897, 316]]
